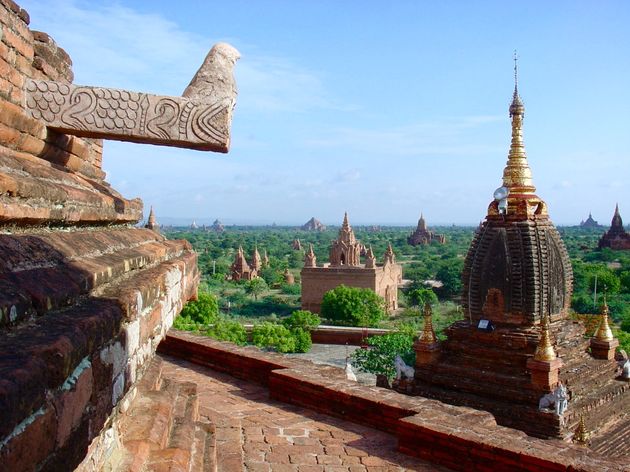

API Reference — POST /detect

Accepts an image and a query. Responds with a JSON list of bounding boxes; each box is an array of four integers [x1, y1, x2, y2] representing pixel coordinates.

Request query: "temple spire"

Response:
[[342, 211, 350, 229], [612, 203, 623, 228], [503, 52, 535, 195], [145, 206, 159, 231], [304, 243, 317, 267]]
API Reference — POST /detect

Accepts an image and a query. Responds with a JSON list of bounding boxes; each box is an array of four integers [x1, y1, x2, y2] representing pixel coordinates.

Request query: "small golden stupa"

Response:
[[418, 302, 438, 345], [573, 415, 590, 444], [533, 315, 557, 362], [594, 297, 614, 341]]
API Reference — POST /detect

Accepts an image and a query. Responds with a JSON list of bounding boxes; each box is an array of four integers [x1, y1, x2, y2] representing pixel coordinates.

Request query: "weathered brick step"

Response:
[[443, 349, 533, 376], [136, 356, 165, 392], [0, 252, 196, 439], [565, 380, 630, 429], [0, 297, 123, 439], [561, 359, 619, 395], [191, 422, 216, 472], [113, 359, 216, 472], [418, 363, 538, 404], [122, 380, 180, 450], [213, 416, 244, 472], [0, 149, 141, 226], [98, 250, 198, 322], [591, 415, 630, 456], [0, 229, 190, 328], [142, 420, 216, 472]]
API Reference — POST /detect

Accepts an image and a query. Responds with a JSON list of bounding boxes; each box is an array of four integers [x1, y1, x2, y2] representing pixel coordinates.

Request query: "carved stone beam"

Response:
[[24, 43, 240, 153]]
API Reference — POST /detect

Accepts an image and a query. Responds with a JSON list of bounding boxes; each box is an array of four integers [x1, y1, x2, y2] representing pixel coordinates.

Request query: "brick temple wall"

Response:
[[0, 1, 199, 470], [301, 263, 401, 313]]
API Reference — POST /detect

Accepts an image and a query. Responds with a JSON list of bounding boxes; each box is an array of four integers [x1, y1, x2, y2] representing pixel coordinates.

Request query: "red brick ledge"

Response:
[[159, 330, 627, 472], [240, 324, 391, 345]]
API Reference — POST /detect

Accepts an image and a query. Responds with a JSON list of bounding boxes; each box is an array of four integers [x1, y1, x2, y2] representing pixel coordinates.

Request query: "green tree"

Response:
[[291, 327, 312, 353], [245, 278, 268, 300], [350, 328, 415, 379], [282, 310, 321, 331], [205, 319, 248, 345], [408, 287, 438, 307], [320, 285, 385, 327], [260, 266, 283, 286], [251, 322, 297, 353], [435, 261, 463, 299], [178, 292, 219, 325]]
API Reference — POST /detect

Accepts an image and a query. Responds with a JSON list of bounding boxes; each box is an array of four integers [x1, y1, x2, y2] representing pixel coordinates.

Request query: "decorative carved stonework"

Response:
[[24, 43, 240, 152]]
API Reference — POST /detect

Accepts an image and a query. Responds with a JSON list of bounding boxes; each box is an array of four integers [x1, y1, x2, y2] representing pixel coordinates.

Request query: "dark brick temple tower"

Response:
[[412, 61, 629, 440]]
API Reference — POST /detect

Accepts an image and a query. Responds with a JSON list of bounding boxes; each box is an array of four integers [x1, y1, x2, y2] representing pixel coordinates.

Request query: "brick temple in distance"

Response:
[[301, 213, 402, 313], [408, 213, 446, 246], [598, 204, 630, 250], [411, 69, 630, 441]]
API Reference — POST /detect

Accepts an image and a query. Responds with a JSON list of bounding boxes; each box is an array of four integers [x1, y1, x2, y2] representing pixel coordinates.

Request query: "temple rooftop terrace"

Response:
[[88, 330, 629, 472]]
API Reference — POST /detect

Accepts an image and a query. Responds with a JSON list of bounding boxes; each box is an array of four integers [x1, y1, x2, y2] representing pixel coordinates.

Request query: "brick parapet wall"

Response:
[[159, 331, 628, 472]]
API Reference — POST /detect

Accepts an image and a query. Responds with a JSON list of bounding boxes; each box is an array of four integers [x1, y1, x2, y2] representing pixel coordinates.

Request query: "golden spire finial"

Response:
[[418, 302, 438, 344], [533, 315, 557, 362], [513, 50, 519, 95], [594, 294, 614, 341], [573, 415, 590, 444], [503, 51, 536, 195]]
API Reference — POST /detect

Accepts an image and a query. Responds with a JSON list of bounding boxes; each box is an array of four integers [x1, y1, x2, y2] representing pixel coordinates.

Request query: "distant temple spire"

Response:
[[383, 242, 396, 265], [408, 213, 445, 246], [304, 243, 317, 267], [145, 206, 159, 231], [598, 204, 630, 249], [365, 245, 376, 268], [230, 246, 255, 281], [613, 203, 623, 227], [263, 249, 269, 267], [342, 211, 350, 229], [251, 245, 262, 271], [330, 213, 360, 266]]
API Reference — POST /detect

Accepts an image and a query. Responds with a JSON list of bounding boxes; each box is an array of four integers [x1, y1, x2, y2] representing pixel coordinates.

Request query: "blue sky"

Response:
[[21, 0, 630, 225]]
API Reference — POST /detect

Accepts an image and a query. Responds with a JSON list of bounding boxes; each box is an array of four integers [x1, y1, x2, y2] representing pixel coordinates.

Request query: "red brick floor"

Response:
[[159, 354, 445, 471]]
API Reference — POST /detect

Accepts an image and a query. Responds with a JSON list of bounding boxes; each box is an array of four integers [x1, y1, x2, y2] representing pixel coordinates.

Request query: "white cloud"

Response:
[[23, 0, 351, 115]]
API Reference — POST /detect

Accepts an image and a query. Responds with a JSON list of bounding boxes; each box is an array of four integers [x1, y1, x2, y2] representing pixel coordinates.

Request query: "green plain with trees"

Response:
[[167, 224, 630, 355]]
